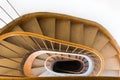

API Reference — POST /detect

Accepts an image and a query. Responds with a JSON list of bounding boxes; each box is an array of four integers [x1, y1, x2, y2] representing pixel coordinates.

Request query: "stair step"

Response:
[[92, 31, 109, 51], [32, 59, 50, 68], [32, 67, 46, 76], [0, 58, 21, 69], [11, 58, 22, 63], [20, 18, 43, 34], [84, 25, 98, 46], [11, 25, 23, 31], [104, 56, 120, 70], [0, 58, 22, 76], [0, 44, 20, 58], [0, 67, 18, 75], [4, 70, 22, 76], [101, 70, 119, 77], [56, 20, 70, 41], [39, 18, 55, 38], [0, 41, 28, 56], [100, 43, 118, 58], [6, 26, 38, 50], [70, 23, 84, 44], [37, 53, 52, 60]]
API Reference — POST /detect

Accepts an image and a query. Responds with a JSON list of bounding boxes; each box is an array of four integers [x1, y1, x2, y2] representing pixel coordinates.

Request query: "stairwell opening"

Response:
[[53, 60, 84, 74]]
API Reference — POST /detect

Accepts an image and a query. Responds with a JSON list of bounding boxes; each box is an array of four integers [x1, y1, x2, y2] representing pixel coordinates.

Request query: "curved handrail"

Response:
[[0, 31, 104, 76], [0, 12, 120, 55]]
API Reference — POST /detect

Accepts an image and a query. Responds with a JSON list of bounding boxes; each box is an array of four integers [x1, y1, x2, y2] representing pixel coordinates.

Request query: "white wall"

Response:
[[0, 0, 120, 45]]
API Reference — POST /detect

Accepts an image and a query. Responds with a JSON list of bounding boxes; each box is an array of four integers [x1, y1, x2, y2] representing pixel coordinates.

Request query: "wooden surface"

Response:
[[56, 20, 70, 41], [70, 23, 84, 44], [0, 12, 120, 77], [0, 77, 120, 80], [0, 12, 119, 54], [20, 18, 43, 35], [38, 18, 55, 38], [0, 31, 104, 76]]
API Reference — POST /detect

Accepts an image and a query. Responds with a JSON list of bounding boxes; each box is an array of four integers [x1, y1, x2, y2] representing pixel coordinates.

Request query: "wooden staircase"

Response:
[[0, 12, 120, 77]]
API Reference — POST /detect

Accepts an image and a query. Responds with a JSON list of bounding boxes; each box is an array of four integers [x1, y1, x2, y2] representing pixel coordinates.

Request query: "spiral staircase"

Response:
[[0, 12, 120, 79]]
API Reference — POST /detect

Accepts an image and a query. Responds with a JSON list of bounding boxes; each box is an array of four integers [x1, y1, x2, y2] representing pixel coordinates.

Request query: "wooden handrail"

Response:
[[0, 31, 104, 76], [0, 12, 119, 55]]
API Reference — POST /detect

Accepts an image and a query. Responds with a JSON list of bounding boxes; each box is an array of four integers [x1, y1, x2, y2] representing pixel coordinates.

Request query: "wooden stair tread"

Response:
[[20, 18, 43, 34], [39, 18, 55, 38], [100, 43, 118, 58], [84, 25, 98, 47], [4, 70, 22, 76], [0, 44, 20, 58], [37, 54, 50, 60], [32, 59, 50, 68], [11, 25, 24, 31], [0, 40, 28, 56], [0, 58, 21, 69], [11, 58, 22, 63], [6, 26, 38, 50], [0, 58, 22, 75], [56, 20, 70, 41], [32, 67, 46, 76], [104, 56, 120, 70], [70, 23, 84, 44], [92, 31, 109, 51], [0, 67, 18, 75]]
